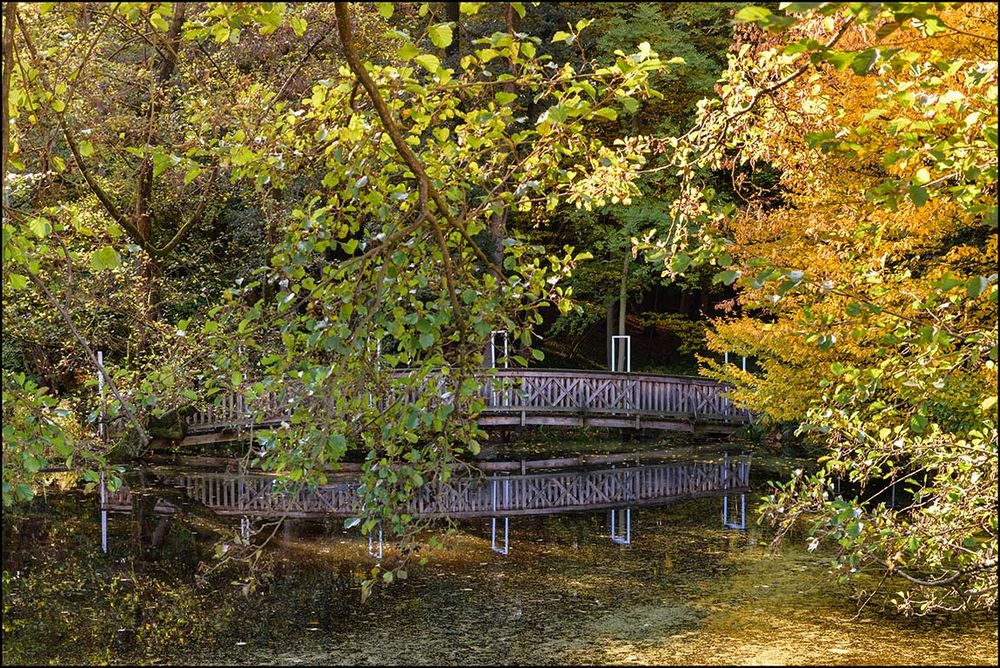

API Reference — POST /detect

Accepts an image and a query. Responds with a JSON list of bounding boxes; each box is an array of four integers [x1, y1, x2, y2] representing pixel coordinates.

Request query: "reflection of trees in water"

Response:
[[1, 492, 374, 663]]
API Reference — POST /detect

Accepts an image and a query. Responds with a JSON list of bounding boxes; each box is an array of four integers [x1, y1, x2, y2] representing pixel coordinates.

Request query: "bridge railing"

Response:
[[184, 369, 751, 434], [479, 370, 747, 422]]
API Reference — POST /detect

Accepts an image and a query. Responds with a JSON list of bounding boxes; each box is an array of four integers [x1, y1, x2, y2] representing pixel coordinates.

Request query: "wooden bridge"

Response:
[[183, 369, 751, 443], [103, 456, 750, 520]]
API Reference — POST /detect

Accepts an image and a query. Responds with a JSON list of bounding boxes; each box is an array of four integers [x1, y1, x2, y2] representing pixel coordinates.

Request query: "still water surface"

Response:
[[2, 452, 996, 665]]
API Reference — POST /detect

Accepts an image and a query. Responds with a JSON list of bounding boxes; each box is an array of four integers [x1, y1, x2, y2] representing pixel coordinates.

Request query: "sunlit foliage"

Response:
[[641, 2, 998, 614]]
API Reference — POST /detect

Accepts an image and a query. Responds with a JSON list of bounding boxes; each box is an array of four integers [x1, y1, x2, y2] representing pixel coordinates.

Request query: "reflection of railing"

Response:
[[184, 369, 751, 436], [103, 456, 751, 519]]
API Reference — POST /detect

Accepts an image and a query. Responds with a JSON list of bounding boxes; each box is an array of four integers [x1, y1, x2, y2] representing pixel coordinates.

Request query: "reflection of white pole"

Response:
[[368, 525, 383, 559], [100, 470, 108, 554]]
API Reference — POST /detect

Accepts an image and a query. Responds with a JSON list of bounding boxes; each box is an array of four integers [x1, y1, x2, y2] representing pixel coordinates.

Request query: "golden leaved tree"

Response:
[[643, 2, 997, 614]]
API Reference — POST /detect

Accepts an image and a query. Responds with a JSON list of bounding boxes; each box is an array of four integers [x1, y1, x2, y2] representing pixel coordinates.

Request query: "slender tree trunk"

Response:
[[485, 3, 519, 271], [134, 3, 187, 351], [77, 3, 91, 32], [2, 2, 17, 210], [606, 300, 615, 369], [445, 2, 460, 58]]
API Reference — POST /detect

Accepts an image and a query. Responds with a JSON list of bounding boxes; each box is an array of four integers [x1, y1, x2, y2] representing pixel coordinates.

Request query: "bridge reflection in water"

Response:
[[101, 455, 750, 555]]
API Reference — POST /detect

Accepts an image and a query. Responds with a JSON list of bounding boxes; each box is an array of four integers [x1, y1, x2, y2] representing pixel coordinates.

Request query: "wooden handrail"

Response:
[[182, 369, 751, 435]]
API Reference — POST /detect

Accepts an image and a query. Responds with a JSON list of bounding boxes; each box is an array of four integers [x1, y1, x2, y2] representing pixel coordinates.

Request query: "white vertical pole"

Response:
[[611, 336, 631, 373], [489, 331, 509, 369], [97, 350, 108, 555], [97, 350, 105, 441]]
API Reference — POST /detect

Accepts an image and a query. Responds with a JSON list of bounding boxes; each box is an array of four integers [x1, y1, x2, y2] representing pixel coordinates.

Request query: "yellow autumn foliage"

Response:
[[699, 3, 998, 427]]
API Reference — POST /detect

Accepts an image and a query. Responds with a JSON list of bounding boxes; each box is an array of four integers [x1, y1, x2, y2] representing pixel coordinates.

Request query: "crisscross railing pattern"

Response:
[[183, 370, 751, 436]]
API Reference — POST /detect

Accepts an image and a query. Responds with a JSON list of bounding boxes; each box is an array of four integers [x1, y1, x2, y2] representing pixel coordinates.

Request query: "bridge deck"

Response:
[[182, 369, 751, 442]]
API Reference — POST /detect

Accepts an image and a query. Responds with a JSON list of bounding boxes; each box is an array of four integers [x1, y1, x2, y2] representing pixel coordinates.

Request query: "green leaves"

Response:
[[734, 6, 795, 30], [670, 253, 692, 274], [850, 48, 880, 76], [494, 91, 517, 107], [90, 246, 120, 272], [7, 274, 29, 290], [398, 42, 420, 60], [734, 6, 772, 23], [966, 275, 994, 298], [414, 54, 441, 73], [152, 150, 181, 177], [230, 146, 257, 167], [2, 370, 102, 508], [428, 23, 453, 49], [908, 185, 928, 208], [713, 269, 740, 286], [28, 217, 51, 239]]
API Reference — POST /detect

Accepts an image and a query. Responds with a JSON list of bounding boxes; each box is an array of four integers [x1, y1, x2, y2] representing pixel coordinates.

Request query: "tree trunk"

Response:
[[606, 300, 615, 369], [445, 2, 460, 58], [133, 3, 186, 350], [484, 3, 519, 271], [617, 249, 630, 372], [2, 2, 17, 210]]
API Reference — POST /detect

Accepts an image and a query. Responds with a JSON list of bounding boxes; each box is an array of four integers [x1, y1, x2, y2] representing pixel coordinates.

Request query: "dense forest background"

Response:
[[3, 2, 996, 616]]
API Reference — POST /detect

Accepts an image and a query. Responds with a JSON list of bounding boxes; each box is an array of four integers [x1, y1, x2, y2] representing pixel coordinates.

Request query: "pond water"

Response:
[[2, 449, 997, 665]]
